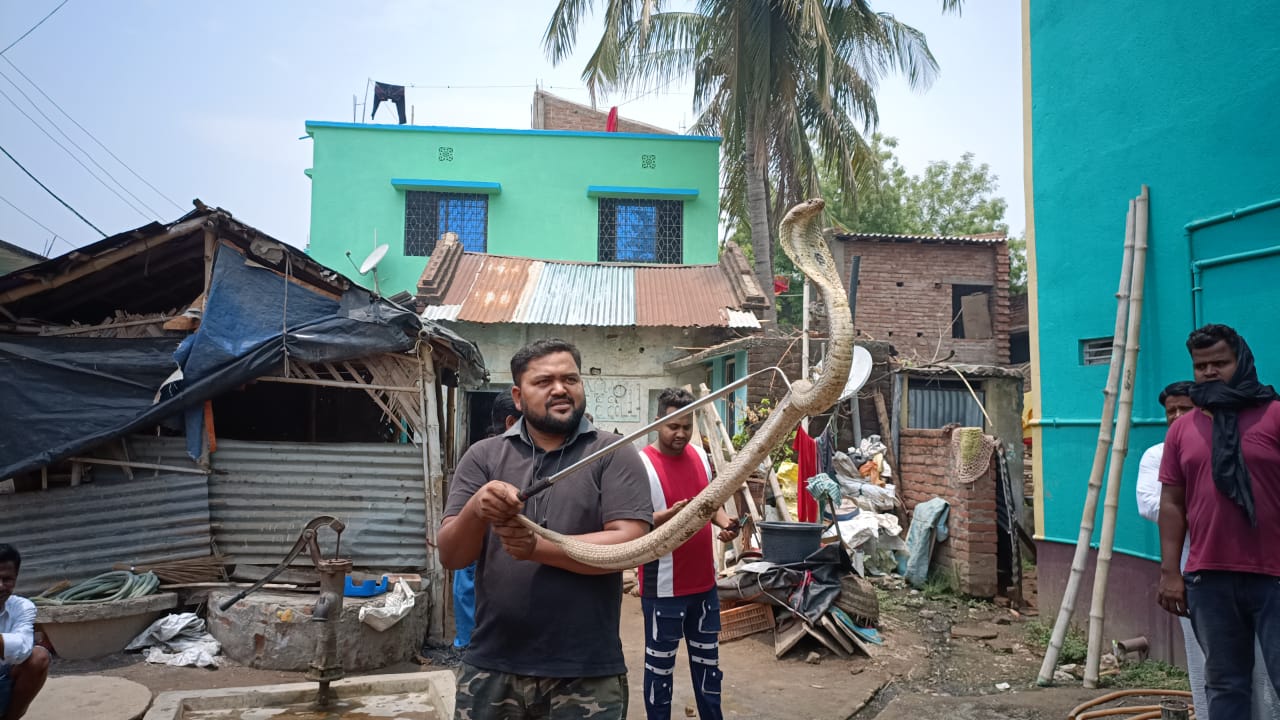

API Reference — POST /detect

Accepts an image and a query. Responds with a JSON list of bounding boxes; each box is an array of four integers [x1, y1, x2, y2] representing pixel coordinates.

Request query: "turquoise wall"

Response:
[[1029, 2, 1280, 559], [305, 122, 721, 295]]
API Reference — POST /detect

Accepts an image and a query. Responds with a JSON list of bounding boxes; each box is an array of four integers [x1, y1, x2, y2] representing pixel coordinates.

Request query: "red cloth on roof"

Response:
[[792, 426, 819, 523], [606, 107, 619, 132]]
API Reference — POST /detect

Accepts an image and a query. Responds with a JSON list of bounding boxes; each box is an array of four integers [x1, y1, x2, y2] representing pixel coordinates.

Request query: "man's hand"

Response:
[[469, 481, 524, 524], [717, 517, 740, 543], [653, 499, 689, 526], [493, 518, 538, 561], [1157, 569, 1188, 616]]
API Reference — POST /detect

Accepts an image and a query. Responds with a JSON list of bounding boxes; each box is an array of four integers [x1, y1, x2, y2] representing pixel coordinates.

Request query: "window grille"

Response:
[[404, 191, 487, 255], [598, 198, 682, 263], [1080, 337, 1113, 366]]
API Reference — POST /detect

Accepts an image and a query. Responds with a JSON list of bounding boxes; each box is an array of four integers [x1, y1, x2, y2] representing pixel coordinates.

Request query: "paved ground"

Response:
[[44, 569, 1180, 719]]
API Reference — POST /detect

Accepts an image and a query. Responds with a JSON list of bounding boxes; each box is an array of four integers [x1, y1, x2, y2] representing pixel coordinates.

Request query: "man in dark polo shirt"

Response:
[[439, 338, 653, 719], [1158, 324, 1280, 718]]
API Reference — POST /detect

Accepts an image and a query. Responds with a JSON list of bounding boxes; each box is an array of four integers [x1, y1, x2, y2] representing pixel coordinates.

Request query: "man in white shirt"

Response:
[[0, 545, 48, 720], [1135, 382, 1278, 719]]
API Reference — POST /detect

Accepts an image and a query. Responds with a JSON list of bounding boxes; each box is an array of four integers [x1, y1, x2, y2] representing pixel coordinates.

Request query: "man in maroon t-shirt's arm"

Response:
[[637, 388, 739, 720], [1158, 324, 1280, 718]]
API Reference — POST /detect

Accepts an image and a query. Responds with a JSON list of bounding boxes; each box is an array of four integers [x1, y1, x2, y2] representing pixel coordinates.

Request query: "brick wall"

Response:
[[531, 91, 674, 135], [828, 239, 1011, 365], [899, 427, 999, 597]]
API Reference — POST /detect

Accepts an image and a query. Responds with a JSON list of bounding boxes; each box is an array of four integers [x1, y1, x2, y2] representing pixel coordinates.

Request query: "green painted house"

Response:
[[1024, 1, 1280, 661], [304, 121, 721, 296]]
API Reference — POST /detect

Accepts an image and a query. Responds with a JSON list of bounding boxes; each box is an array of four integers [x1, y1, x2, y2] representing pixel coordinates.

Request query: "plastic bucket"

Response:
[[758, 521, 823, 564]]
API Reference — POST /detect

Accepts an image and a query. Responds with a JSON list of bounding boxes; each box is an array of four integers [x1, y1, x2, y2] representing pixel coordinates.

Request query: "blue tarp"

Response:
[[0, 243, 427, 478]]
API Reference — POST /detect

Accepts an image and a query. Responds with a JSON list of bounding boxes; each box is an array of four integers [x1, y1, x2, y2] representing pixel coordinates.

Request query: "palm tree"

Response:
[[544, 0, 961, 328]]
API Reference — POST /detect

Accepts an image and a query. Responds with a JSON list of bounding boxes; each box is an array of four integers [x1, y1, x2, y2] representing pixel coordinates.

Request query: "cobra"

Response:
[[513, 198, 854, 570]]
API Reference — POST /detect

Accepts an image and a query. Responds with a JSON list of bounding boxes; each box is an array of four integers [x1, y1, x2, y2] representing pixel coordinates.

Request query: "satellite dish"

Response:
[[360, 244, 389, 275], [839, 346, 874, 401]]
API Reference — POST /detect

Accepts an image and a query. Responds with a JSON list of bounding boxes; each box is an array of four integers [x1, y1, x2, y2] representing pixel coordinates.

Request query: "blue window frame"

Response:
[[598, 198, 682, 263], [404, 191, 487, 255]]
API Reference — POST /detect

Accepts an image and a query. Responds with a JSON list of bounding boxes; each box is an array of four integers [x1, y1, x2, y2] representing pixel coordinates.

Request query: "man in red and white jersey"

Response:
[[637, 388, 739, 720]]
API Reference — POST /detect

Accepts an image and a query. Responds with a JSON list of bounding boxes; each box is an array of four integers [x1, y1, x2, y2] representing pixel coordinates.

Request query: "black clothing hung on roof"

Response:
[[372, 82, 407, 125]]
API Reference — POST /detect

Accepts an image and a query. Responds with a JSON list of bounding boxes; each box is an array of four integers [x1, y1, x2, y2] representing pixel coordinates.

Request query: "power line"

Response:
[[2, 56, 184, 212], [0, 84, 152, 220], [0, 142, 105, 237], [0, 0, 70, 56], [0, 67, 163, 217], [0, 192, 60, 237]]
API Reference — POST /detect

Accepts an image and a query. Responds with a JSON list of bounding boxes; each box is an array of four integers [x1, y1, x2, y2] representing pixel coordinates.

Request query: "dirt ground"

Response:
[[47, 569, 1161, 719]]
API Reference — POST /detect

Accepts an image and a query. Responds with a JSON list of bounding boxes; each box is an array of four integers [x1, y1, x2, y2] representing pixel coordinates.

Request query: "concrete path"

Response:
[[26, 675, 152, 720]]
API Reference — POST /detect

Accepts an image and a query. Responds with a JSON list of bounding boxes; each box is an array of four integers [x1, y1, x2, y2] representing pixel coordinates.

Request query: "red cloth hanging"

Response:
[[792, 426, 819, 523], [606, 107, 619, 132]]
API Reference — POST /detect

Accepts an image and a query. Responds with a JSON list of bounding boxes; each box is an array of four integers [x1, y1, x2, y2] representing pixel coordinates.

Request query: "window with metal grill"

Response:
[[1080, 337, 1113, 366], [404, 191, 487, 255], [597, 198, 682, 263]]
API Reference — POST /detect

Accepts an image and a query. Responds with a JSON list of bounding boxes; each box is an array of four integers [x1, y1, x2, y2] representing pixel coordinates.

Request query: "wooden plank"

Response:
[[960, 291, 993, 339], [820, 614, 856, 655], [41, 315, 176, 336], [420, 348, 447, 645], [774, 617, 807, 659], [0, 216, 208, 305], [256, 375, 418, 393], [873, 390, 897, 472], [67, 457, 207, 475], [803, 622, 849, 657], [766, 467, 792, 521]]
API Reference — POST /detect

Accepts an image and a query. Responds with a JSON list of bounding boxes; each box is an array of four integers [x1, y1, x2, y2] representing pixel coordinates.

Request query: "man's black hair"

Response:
[[1186, 323, 1241, 352], [1158, 381, 1193, 408], [510, 338, 582, 384], [0, 544, 20, 573], [490, 390, 521, 435], [656, 387, 695, 415]]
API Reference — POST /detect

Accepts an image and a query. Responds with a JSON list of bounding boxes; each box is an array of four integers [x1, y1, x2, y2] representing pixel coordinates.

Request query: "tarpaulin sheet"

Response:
[[716, 544, 852, 625], [0, 244, 422, 479]]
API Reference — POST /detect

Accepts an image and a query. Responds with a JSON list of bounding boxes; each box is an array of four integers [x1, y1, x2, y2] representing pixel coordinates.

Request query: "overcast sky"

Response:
[[0, 0, 1022, 258]]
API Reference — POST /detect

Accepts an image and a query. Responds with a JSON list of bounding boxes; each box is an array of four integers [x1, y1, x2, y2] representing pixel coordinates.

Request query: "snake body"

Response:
[[516, 198, 853, 570]]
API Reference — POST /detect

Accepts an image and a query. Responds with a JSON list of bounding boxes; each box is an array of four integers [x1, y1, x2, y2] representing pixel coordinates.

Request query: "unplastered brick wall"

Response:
[[899, 428, 998, 598], [828, 238, 1010, 366], [531, 91, 673, 135]]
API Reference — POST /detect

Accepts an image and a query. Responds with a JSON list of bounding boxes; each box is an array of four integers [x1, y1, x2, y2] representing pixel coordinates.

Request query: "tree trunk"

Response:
[[744, 116, 777, 330]]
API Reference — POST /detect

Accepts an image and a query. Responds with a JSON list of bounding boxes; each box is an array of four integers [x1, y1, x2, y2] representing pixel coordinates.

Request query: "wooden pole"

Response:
[[1085, 186, 1149, 687], [419, 346, 447, 645], [1037, 197, 1138, 686]]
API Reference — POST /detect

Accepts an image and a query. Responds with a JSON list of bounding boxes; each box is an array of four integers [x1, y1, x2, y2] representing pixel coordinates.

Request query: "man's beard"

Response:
[[525, 398, 586, 436]]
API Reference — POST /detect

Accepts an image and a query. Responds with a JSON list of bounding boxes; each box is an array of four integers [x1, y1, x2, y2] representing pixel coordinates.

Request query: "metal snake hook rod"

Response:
[[518, 365, 793, 502]]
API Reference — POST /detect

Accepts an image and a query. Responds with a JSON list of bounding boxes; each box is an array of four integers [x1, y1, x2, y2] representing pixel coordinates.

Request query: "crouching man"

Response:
[[0, 544, 49, 720]]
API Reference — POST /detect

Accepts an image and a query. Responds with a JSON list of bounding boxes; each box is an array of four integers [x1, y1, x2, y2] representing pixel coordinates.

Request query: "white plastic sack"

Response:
[[358, 579, 415, 632], [127, 612, 221, 668]]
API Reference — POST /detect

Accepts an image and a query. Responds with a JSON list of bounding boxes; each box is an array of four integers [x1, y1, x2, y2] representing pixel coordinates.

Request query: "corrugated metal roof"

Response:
[[522, 263, 636, 325], [421, 252, 761, 328], [2, 469, 212, 595], [635, 265, 733, 326], [208, 439, 428, 569], [836, 231, 1007, 245], [455, 255, 534, 324]]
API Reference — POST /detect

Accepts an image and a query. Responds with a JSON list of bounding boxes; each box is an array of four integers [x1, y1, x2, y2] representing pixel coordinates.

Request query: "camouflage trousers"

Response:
[[454, 662, 629, 719]]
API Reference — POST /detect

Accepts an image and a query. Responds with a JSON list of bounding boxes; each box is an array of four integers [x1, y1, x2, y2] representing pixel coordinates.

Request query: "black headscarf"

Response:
[[1188, 335, 1279, 526]]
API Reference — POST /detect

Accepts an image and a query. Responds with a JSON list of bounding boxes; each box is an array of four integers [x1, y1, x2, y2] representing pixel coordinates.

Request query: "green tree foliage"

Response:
[[543, 0, 963, 328]]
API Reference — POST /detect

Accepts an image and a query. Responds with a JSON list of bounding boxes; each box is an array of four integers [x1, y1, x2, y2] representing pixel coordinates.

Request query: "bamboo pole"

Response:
[[1084, 186, 1149, 687], [1036, 197, 1138, 685], [419, 346, 447, 645]]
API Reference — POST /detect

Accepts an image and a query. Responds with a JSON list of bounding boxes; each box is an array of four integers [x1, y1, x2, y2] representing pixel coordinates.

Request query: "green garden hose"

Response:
[[32, 570, 159, 605]]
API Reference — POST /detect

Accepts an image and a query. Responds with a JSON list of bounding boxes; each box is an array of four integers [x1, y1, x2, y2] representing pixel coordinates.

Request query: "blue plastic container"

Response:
[[758, 521, 823, 564], [343, 576, 388, 597]]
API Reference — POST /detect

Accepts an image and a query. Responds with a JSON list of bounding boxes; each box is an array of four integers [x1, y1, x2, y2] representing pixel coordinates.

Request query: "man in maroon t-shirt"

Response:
[[1158, 324, 1280, 718], [637, 388, 738, 720]]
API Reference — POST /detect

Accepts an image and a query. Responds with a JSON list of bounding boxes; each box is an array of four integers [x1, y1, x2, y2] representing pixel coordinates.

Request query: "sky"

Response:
[[0, 0, 1023, 258]]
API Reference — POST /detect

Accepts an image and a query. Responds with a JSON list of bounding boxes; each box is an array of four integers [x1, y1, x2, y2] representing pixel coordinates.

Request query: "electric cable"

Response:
[[0, 84, 151, 219], [0, 141, 105, 236], [0, 0, 70, 56], [2, 55, 184, 212], [0, 192, 73, 248]]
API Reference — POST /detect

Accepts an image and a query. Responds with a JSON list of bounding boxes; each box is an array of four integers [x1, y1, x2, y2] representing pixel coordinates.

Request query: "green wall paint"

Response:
[[1030, 3, 1280, 559], [305, 122, 721, 295]]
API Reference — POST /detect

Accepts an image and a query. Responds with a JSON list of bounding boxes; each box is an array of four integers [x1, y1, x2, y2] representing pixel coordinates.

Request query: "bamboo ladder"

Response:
[[1037, 186, 1149, 685]]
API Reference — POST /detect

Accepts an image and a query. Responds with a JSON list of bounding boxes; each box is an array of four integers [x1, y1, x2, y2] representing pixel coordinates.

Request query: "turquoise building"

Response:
[[1025, 2, 1280, 659], [304, 121, 722, 296]]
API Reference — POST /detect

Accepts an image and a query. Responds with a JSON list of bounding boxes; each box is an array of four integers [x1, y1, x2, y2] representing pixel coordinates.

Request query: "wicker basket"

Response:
[[718, 602, 775, 642]]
